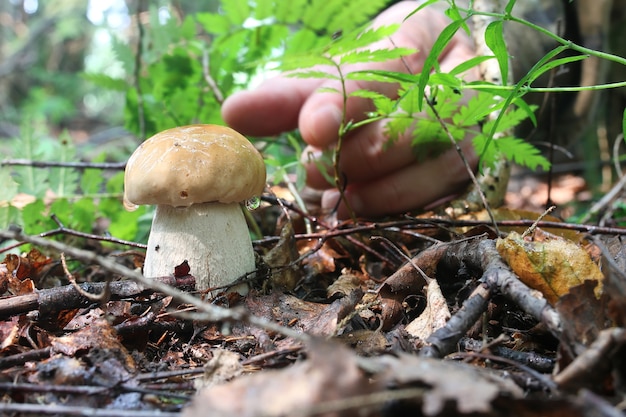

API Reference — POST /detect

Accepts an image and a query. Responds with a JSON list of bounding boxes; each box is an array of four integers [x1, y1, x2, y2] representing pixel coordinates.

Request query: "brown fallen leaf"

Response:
[[405, 279, 450, 340], [496, 230, 604, 305], [377, 353, 523, 416], [182, 339, 381, 417], [264, 221, 300, 291], [193, 348, 244, 391], [51, 318, 135, 370]]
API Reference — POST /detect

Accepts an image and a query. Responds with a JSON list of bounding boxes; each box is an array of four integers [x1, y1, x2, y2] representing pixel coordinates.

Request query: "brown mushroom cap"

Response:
[[123, 124, 266, 210]]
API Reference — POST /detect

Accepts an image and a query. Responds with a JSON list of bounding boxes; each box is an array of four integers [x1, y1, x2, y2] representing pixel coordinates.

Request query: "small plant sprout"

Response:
[[123, 124, 266, 294]]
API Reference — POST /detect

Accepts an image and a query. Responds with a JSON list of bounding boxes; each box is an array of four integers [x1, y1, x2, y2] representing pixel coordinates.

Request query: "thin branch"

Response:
[[201, 49, 224, 105], [134, 0, 147, 140], [1, 159, 126, 170], [0, 228, 311, 344]]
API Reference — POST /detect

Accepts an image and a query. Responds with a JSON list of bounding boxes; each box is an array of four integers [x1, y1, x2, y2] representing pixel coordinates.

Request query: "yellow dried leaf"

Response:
[[496, 231, 604, 305]]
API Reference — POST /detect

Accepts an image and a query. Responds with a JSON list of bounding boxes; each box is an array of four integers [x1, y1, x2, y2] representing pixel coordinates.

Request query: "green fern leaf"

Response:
[[482, 104, 537, 134], [453, 92, 496, 127], [339, 47, 415, 65], [328, 24, 400, 56], [302, 0, 342, 32], [496, 136, 550, 170], [223, 0, 251, 25], [274, 0, 308, 24], [327, 0, 388, 33], [253, 0, 275, 20], [196, 12, 231, 35], [48, 132, 79, 198], [81, 73, 128, 92]]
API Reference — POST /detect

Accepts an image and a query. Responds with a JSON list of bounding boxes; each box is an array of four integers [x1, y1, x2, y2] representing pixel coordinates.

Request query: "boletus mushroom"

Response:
[[123, 124, 266, 293]]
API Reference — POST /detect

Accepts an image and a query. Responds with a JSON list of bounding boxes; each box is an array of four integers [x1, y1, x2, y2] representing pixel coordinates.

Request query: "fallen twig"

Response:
[[0, 274, 195, 319], [0, 228, 311, 343]]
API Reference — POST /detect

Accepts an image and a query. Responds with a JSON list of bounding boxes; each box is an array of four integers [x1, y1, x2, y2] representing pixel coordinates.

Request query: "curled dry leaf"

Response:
[[264, 221, 300, 291], [496, 230, 604, 305], [1, 248, 52, 295], [404, 280, 450, 340]]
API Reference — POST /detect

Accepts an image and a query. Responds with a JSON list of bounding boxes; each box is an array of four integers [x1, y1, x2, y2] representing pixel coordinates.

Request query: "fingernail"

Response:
[[321, 189, 341, 211]]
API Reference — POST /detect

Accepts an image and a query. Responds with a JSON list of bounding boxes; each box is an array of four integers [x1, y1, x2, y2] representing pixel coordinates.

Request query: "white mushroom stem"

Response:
[[143, 202, 255, 293]]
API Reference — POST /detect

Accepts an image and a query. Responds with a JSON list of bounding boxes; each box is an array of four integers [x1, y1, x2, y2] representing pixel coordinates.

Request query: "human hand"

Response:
[[222, 1, 480, 218]]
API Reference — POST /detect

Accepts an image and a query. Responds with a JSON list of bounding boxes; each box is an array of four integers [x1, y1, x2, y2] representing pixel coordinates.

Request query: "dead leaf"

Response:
[[2, 249, 53, 295], [377, 353, 523, 415], [597, 236, 626, 327], [193, 348, 244, 391], [378, 244, 447, 330], [556, 280, 610, 354], [327, 269, 364, 299], [264, 221, 300, 291], [244, 290, 362, 337], [182, 340, 380, 417], [405, 280, 451, 340], [496, 230, 604, 305], [174, 259, 191, 277], [51, 318, 135, 370]]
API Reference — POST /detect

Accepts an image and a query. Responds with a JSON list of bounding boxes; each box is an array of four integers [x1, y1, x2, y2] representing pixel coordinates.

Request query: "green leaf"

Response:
[[81, 73, 128, 91], [48, 132, 79, 198], [110, 36, 135, 73], [12, 123, 49, 197], [527, 55, 588, 84], [505, 0, 517, 15], [339, 47, 415, 65], [287, 70, 340, 80], [482, 104, 537, 135], [302, 0, 349, 32], [196, 12, 231, 35], [449, 55, 493, 76], [453, 92, 496, 127], [485, 21, 509, 84], [69, 198, 97, 233], [0, 205, 21, 231], [328, 24, 401, 56], [253, 0, 275, 20], [496, 136, 550, 170], [274, 0, 308, 24], [346, 69, 419, 84], [285, 28, 326, 54], [418, 18, 467, 110], [223, 0, 251, 25], [326, 0, 388, 33], [0, 167, 18, 203], [404, 0, 440, 21]]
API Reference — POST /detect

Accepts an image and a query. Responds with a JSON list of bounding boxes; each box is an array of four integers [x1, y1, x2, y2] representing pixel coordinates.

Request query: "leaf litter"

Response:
[[0, 196, 625, 416]]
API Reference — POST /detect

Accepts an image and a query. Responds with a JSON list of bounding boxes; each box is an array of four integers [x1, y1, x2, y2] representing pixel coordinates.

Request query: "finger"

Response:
[[321, 139, 478, 218], [221, 76, 324, 136], [303, 119, 417, 189], [298, 3, 471, 149]]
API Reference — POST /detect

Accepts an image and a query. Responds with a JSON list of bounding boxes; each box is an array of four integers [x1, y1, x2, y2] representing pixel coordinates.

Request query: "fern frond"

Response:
[[496, 136, 550, 170], [274, 0, 308, 24], [223, 0, 251, 25], [327, 0, 389, 33]]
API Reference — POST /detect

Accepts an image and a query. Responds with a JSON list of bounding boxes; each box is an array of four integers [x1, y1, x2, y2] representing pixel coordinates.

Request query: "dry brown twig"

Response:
[[0, 227, 311, 344]]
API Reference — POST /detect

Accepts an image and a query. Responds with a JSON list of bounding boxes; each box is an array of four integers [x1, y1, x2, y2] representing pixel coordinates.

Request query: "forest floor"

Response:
[[0, 168, 625, 417]]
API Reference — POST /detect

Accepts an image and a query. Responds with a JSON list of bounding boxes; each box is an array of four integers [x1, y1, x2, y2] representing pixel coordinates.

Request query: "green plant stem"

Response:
[[460, 7, 626, 68], [465, 80, 626, 94], [332, 62, 358, 222]]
